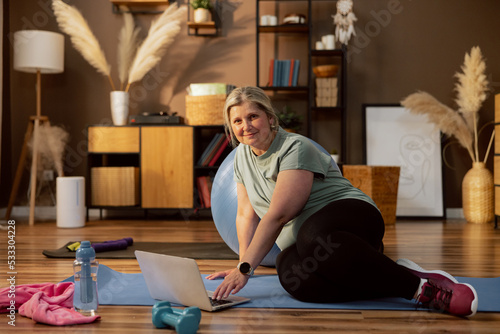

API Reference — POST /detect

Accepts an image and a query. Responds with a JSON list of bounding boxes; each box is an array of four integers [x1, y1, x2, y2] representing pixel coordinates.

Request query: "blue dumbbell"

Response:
[[153, 301, 202, 324], [152, 301, 201, 333]]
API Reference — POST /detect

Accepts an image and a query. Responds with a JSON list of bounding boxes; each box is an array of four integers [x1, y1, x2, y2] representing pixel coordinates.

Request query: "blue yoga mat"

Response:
[[62, 265, 500, 312]]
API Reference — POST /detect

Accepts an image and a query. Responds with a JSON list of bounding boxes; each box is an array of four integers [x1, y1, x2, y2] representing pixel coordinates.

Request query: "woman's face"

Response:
[[229, 101, 275, 155]]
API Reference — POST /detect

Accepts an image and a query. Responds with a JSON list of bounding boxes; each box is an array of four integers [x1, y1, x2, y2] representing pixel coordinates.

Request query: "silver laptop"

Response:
[[135, 250, 250, 311]]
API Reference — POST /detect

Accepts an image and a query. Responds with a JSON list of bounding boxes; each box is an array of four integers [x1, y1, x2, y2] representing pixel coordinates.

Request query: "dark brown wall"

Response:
[[5, 0, 500, 209], [347, 0, 500, 208]]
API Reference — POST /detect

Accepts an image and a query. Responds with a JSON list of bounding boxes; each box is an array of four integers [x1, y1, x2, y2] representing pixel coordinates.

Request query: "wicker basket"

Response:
[[462, 162, 494, 224], [185, 94, 226, 125], [343, 165, 400, 224]]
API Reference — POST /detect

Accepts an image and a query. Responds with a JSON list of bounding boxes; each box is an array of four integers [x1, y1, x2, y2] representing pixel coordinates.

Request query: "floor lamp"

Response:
[[6, 30, 64, 226]]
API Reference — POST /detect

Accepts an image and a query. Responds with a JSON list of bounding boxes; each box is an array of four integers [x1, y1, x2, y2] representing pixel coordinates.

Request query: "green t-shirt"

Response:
[[234, 127, 378, 250]]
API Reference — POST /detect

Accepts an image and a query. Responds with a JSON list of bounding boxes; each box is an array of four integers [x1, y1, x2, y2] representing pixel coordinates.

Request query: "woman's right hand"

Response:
[[206, 269, 234, 280]]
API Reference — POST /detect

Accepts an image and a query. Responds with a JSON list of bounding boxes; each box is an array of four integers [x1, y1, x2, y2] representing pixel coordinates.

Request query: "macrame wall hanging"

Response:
[[332, 0, 357, 45]]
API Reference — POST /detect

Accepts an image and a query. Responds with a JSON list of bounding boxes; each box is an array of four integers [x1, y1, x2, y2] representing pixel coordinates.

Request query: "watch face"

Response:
[[239, 262, 251, 274]]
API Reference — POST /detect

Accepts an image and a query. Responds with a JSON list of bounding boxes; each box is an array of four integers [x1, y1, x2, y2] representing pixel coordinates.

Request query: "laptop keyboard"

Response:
[[209, 297, 233, 307]]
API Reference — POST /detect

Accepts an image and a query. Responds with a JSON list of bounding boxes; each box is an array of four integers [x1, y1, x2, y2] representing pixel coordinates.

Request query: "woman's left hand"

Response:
[[212, 268, 250, 300]]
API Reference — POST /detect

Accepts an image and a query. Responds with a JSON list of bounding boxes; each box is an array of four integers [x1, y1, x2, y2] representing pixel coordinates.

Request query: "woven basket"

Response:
[[462, 162, 494, 224], [185, 94, 226, 125], [342, 165, 400, 224]]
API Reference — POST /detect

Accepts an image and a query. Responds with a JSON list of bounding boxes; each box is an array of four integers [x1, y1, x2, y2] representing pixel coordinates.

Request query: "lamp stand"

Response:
[[4, 70, 49, 226]]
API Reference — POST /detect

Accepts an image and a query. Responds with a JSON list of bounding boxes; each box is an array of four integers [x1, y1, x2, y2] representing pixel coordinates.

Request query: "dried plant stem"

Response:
[[483, 129, 495, 164], [473, 113, 479, 162], [108, 75, 116, 91]]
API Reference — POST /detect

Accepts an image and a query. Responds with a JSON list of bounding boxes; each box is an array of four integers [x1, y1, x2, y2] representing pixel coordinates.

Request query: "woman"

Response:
[[207, 86, 477, 317]]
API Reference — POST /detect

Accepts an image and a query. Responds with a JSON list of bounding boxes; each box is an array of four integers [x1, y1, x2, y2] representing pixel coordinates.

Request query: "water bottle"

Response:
[[73, 241, 99, 316]]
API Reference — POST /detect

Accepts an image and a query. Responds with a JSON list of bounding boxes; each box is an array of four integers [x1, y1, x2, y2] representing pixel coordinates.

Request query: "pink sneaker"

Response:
[[397, 259, 478, 317], [417, 280, 478, 317]]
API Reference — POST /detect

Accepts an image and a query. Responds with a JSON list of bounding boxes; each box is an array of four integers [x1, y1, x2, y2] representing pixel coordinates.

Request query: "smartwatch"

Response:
[[237, 262, 254, 276]]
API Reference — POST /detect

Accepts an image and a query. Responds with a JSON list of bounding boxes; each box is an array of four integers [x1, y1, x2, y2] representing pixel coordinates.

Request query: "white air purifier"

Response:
[[56, 176, 85, 228]]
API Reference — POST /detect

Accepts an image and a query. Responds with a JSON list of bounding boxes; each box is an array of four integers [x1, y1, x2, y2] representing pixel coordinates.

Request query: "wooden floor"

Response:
[[1, 216, 500, 333]]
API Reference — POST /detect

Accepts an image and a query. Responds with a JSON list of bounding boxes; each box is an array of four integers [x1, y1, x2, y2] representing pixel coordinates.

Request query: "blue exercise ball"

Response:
[[211, 139, 339, 267]]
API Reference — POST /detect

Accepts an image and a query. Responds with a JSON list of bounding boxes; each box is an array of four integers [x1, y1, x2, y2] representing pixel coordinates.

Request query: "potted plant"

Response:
[[190, 0, 212, 23], [278, 106, 303, 133]]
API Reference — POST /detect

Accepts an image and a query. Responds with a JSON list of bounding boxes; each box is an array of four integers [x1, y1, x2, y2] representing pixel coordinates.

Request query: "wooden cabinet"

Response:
[[87, 125, 193, 211]]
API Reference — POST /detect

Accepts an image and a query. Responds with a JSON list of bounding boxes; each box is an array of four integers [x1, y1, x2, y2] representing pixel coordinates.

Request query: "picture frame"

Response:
[[363, 104, 445, 218]]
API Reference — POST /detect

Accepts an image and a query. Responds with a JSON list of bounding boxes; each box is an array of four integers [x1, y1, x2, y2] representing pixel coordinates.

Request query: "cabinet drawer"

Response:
[[88, 127, 140, 153], [91, 167, 139, 206]]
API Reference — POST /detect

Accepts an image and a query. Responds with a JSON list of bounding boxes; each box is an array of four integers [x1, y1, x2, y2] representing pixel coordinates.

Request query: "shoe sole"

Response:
[[397, 259, 478, 317], [461, 282, 479, 317], [396, 258, 458, 284]]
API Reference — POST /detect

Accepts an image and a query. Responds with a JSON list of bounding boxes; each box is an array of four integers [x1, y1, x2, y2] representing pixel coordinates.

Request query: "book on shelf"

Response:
[[197, 133, 221, 166], [292, 59, 300, 87], [204, 134, 227, 166], [288, 60, 295, 86], [268, 59, 274, 86], [198, 133, 229, 167], [208, 137, 230, 167], [269, 59, 300, 87], [196, 176, 213, 208]]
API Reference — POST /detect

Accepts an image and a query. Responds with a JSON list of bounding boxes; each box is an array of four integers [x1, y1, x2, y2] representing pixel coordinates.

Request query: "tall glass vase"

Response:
[[462, 162, 494, 224]]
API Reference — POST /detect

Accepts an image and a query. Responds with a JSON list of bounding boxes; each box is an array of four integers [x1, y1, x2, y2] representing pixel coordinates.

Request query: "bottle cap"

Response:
[[76, 240, 95, 259]]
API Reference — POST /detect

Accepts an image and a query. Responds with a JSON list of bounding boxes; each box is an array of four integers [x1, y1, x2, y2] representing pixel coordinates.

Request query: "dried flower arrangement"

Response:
[[401, 46, 495, 165], [28, 123, 69, 177], [52, 0, 186, 92]]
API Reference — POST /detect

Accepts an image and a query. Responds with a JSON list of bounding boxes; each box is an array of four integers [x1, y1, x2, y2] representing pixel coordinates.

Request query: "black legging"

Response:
[[276, 199, 420, 303]]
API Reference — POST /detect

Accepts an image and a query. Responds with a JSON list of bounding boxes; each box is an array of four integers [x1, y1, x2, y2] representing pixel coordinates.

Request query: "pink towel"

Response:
[[0, 282, 100, 325]]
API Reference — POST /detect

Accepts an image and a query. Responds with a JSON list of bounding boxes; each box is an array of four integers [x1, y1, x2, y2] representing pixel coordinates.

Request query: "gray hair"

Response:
[[223, 86, 279, 147]]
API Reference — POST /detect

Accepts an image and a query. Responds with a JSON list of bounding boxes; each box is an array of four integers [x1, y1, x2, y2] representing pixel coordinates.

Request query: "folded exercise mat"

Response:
[[92, 237, 134, 253], [62, 265, 500, 312], [43, 242, 238, 260]]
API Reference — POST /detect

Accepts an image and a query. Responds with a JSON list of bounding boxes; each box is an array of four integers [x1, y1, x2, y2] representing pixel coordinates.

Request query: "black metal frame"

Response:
[[255, 0, 347, 163]]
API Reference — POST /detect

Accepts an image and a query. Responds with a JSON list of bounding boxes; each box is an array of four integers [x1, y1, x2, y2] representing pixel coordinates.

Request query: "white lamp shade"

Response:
[[14, 30, 64, 74]]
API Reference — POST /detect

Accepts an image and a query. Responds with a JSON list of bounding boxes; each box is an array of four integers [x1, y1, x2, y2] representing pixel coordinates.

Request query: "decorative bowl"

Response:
[[313, 65, 339, 78]]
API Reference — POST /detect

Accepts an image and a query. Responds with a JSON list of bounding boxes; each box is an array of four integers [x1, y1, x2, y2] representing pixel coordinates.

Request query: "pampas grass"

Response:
[[401, 91, 475, 161], [52, 1, 185, 93], [52, 0, 115, 90], [28, 123, 69, 177], [125, 3, 186, 92], [117, 9, 141, 90], [401, 46, 494, 164]]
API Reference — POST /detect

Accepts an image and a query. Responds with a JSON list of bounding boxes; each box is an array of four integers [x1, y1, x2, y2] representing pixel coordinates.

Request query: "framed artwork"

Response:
[[363, 104, 444, 218]]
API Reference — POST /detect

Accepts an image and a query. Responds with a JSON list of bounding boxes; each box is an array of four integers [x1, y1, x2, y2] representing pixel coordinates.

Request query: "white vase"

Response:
[[194, 8, 211, 23], [330, 154, 339, 163], [110, 91, 129, 126]]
